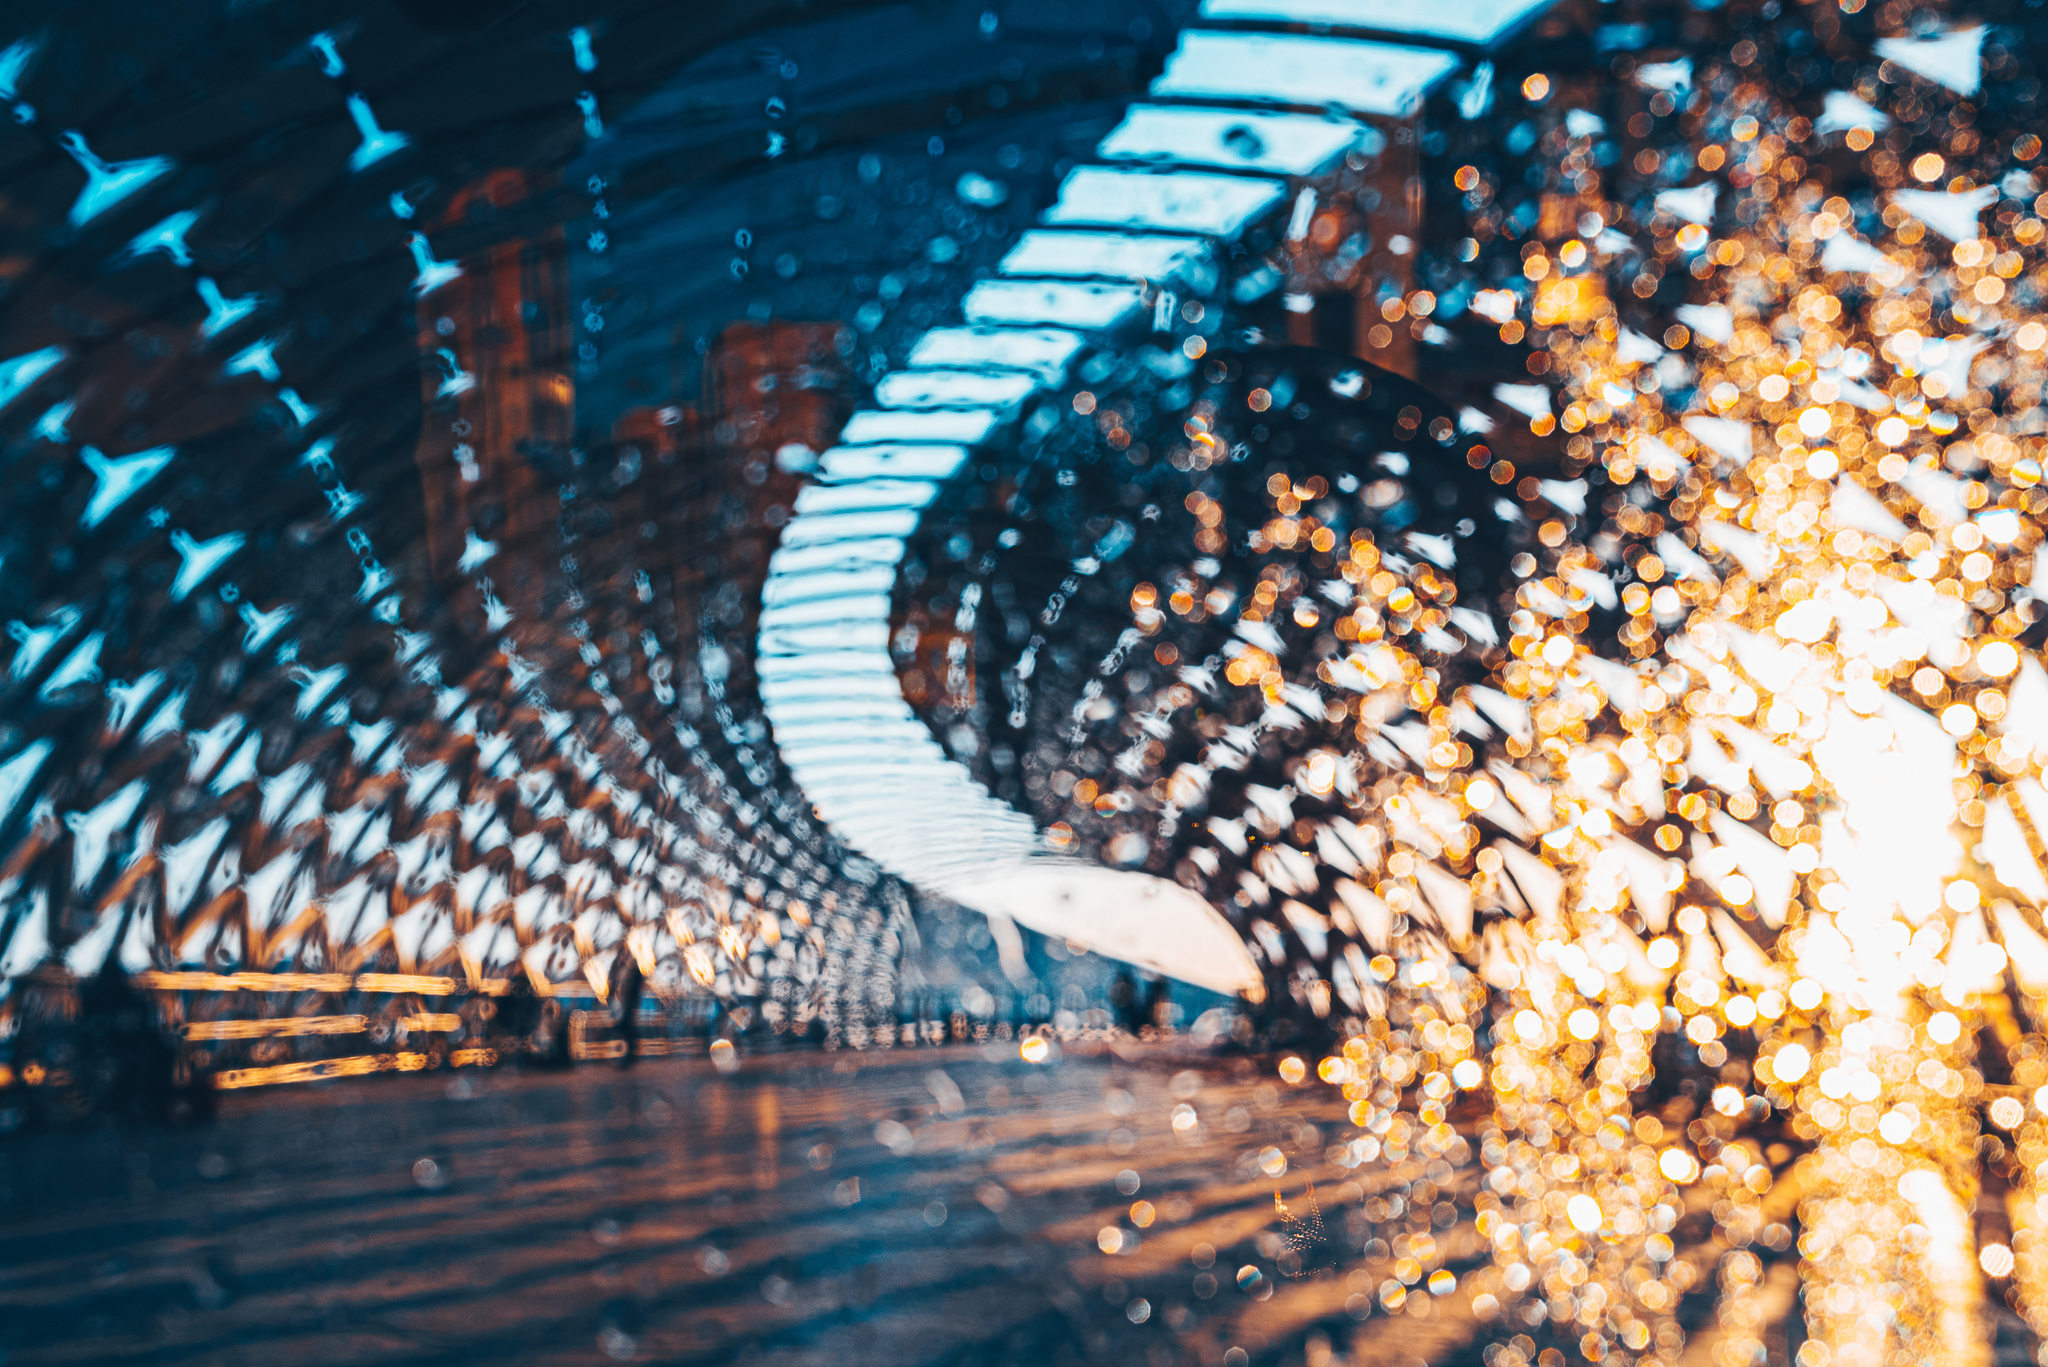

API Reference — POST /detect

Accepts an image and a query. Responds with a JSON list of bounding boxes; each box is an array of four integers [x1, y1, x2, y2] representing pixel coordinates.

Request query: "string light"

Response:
[[1052, 20, 2045, 1367]]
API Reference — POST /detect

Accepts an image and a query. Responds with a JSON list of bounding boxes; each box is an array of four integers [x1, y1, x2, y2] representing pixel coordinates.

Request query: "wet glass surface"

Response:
[[12, 4, 2048, 1367]]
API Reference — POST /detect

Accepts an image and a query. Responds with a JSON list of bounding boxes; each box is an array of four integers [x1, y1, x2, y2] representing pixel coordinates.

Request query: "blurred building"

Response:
[[610, 321, 855, 702], [410, 169, 574, 612]]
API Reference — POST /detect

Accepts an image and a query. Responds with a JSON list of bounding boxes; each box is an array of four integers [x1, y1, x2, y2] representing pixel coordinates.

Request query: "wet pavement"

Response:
[[0, 1042, 1489, 1367]]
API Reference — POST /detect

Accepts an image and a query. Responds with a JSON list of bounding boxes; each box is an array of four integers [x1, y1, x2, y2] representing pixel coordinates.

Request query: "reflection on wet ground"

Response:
[[1, 1044, 1485, 1366]]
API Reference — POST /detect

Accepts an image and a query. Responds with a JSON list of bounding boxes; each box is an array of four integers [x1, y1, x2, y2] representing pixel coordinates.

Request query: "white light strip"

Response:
[[759, 10, 1517, 996], [1198, 0, 1556, 47], [1152, 31, 1461, 117], [1099, 105, 1373, 175], [874, 369, 1041, 410], [1041, 167, 1285, 236], [1000, 231, 1211, 283]]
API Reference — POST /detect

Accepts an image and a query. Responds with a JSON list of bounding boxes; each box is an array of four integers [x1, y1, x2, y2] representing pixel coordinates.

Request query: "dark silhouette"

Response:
[[1109, 970, 1144, 1033], [609, 949, 645, 1067], [1143, 977, 1172, 1032], [9, 962, 207, 1127]]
